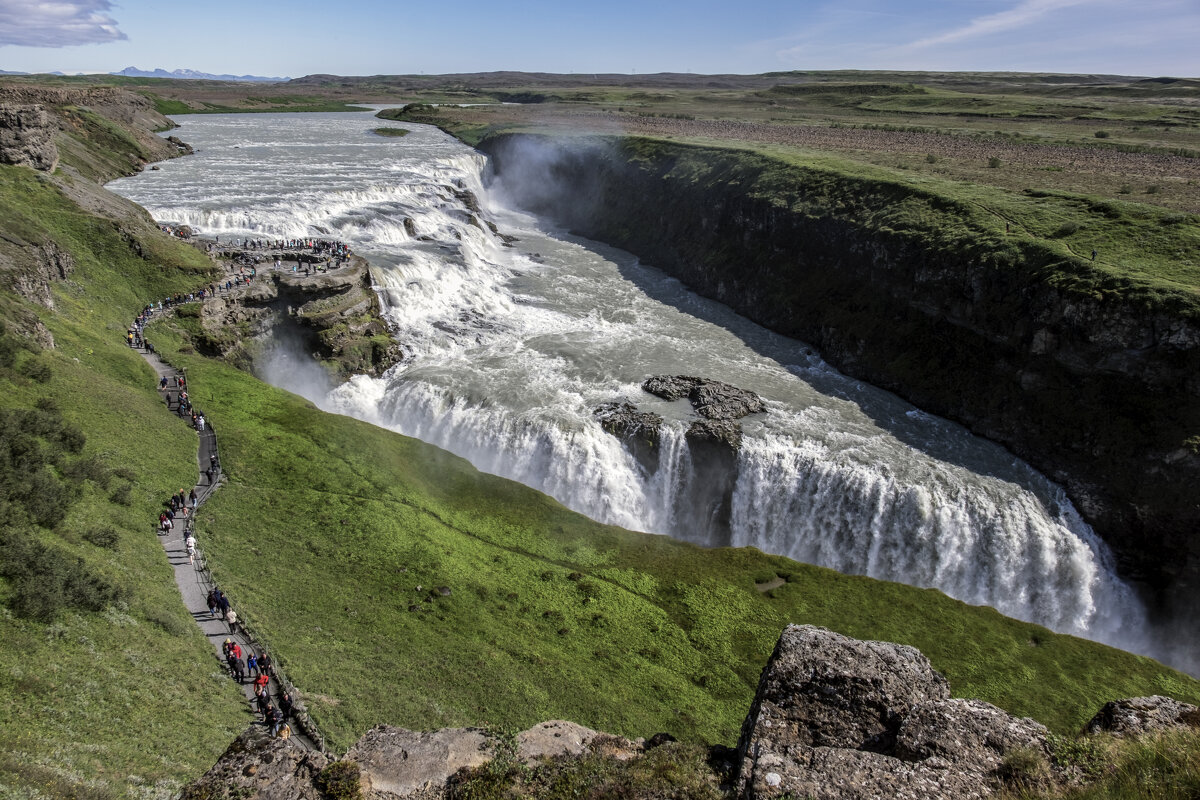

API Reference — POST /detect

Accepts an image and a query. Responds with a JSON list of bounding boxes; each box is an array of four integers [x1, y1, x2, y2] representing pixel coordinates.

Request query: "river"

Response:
[[108, 110, 1156, 660]]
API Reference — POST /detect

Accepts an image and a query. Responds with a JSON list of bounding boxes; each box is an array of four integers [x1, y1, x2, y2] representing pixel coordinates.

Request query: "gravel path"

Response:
[[133, 300, 321, 753]]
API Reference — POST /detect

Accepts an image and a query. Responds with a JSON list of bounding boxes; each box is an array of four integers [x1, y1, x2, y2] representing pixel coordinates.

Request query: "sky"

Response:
[[0, 0, 1196, 79]]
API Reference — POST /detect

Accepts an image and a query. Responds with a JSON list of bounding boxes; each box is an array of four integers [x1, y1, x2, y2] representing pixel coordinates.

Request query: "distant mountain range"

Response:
[[111, 67, 289, 83]]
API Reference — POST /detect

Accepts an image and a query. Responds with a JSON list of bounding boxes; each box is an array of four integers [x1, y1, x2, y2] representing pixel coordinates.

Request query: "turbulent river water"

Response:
[[110, 111, 1158, 660]]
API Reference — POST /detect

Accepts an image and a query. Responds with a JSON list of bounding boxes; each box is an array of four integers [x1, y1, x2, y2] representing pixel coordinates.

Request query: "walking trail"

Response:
[[133, 283, 322, 752]]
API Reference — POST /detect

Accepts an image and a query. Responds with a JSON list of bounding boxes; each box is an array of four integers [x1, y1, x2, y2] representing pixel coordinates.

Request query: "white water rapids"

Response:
[[109, 111, 1156, 659]]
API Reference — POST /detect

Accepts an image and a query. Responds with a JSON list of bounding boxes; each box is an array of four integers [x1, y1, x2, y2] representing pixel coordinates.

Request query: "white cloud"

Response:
[[907, 0, 1098, 49], [0, 0, 127, 47]]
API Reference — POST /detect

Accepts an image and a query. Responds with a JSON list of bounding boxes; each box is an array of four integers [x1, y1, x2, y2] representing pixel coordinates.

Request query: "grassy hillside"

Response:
[[0, 166, 246, 799], [140, 308, 1200, 754]]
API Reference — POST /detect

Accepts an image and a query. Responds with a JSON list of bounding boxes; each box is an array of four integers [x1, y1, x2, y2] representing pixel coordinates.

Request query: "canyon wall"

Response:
[[479, 133, 1200, 610]]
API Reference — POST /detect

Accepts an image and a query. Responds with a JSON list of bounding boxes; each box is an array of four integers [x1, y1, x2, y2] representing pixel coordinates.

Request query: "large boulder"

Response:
[[347, 726, 496, 798], [735, 625, 1048, 800], [593, 401, 663, 472], [180, 727, 328, 800], [642, 375, 766, 420], [515, 720, 641, 766], [1085, 695, 1200, 737]]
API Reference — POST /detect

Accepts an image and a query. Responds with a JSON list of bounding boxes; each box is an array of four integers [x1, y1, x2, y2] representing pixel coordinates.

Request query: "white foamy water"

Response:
[[109, 111, 1155, 657]]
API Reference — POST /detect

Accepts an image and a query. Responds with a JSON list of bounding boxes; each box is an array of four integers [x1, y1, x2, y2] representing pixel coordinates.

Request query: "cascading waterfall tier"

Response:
[[108, 111, 1153, 659]]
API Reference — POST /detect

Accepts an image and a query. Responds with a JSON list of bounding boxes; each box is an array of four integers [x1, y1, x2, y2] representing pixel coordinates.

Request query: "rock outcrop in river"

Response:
[[595, 375, 765, 542], [194, 252, 403, 379]]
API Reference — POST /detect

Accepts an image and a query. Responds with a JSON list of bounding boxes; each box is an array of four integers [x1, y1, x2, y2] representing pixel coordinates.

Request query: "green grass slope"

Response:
[[0, 165, 247, 799], [144, 312, 1200, 755]]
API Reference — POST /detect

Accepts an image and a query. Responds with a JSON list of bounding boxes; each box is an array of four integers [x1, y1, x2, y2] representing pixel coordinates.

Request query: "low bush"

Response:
[[83, 526, 120, 549], [20, 359, 52, 383], [0, 530, 126, 622], [316, 761, 363, 800]]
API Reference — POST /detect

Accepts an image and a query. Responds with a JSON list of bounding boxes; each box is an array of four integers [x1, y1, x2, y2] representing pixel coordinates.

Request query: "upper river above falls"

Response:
[[108, 110, 1159, 663]]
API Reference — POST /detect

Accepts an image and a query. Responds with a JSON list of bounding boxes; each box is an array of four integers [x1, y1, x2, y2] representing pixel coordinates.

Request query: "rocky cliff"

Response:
[[0, 83, 184, 176], [0, 84, 199, 347], [190, 253, 403, 379], [478, 132, 1200, 615], [182, 625, 1200, 800]]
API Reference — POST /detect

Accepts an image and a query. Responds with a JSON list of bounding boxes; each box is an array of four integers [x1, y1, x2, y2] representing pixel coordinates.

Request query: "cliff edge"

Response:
[[182, 625, 1200, 800]]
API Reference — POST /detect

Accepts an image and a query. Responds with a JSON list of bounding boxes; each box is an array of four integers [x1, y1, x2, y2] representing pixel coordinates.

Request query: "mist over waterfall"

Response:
[[109, 111, 1162, 664]]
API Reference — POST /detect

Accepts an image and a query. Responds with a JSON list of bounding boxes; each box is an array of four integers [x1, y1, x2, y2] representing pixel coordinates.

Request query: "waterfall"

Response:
[[108, 112, 1155, 660]]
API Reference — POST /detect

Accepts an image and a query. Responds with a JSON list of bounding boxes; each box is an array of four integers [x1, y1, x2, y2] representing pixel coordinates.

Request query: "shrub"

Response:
[[21, 359, 52, 383], [1146, 185, 1160, 194], [0, 336, 16, 369], [64, 454, 111, 486], [109, 483, 133, 506], [925, 153, 938, 164], [316, 761, 363, 800], [83, 526, 120, 549], [1094, 130, 1110, 138], [0, 530, 126, 622], [988, 157, 1002, 168], [1053, 221, 1082, 238]]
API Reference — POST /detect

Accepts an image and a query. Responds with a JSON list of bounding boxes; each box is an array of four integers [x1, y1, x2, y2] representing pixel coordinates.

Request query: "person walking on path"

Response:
[[228, 652, 244, 683], [185, 533, 197, 565], [255, 688, 271, 717], [226, 606, 239, 635]]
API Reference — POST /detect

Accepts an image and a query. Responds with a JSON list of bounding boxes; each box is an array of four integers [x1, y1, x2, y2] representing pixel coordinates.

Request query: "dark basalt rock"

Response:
[[643, 375, 766, 420], [166, 135, 194, 154], [593, 401, 663, 473], [686, 418, 743, 451], [593, 376, 763, 543], [593, 401, 663, 445]]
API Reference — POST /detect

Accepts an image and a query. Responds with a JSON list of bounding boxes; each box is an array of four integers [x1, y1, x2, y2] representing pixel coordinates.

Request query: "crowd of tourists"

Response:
[[214, 595, 295, 739], [218, 236, 352, 258]]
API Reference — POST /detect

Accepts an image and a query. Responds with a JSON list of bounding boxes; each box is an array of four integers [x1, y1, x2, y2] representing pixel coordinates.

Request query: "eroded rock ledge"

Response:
[[184, 625, 1198, 800], [594, 374, 765, 457], [194, 252, 404, 379]]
